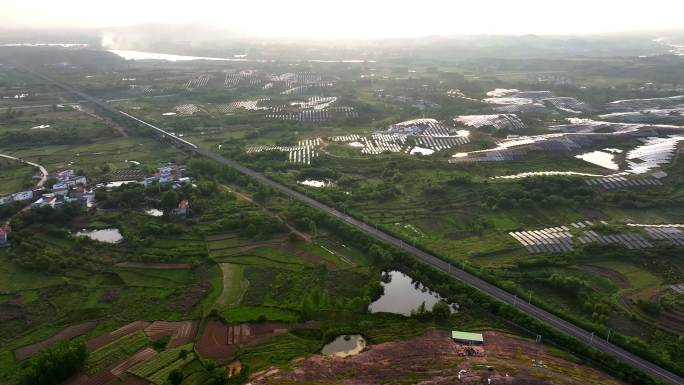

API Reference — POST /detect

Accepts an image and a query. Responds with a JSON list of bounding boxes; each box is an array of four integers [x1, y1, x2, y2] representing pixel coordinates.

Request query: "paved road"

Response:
[[31, 69, 684, 385], [0, 153, 48, 187]]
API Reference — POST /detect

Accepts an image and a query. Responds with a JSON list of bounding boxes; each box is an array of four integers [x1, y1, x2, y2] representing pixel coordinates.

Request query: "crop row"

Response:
[[147, 353, 195, 384], [85, 331, 149, 374], [127, 343, 193, 378]]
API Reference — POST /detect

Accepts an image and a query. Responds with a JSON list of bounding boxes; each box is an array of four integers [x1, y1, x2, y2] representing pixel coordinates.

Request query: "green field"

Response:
[[1, 44, 683, 385]]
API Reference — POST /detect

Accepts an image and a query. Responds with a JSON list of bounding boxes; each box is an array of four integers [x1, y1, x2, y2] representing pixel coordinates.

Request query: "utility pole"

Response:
[[606, 328, 612, 343], [528, 291, 533, 304]]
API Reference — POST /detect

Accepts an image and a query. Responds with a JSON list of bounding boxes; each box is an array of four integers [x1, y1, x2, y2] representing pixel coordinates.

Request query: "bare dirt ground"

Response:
[[14, 321, 97, 361], [197, 319, 319, 360], [120, 376, 149, 385], [143, 320, 198, 348], [110, 348, 158, 376], [63, 368, 117, 385], [251, 330, 624, 385]]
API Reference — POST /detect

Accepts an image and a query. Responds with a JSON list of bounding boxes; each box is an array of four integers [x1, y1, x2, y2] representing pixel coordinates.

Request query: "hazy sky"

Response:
[[3, 0, 684, 38]]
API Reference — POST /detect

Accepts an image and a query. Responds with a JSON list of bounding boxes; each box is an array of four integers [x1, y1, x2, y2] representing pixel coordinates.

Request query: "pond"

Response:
[[145, 209, 163, 217], [297, 179, 334, 188], [76, 228, 123, 244], [368, 271, 458, 316], [321, 334, 366, 357]]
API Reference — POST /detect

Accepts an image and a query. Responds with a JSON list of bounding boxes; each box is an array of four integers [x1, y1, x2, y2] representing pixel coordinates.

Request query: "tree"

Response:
[[244, 224, 257, 238], [307, 219, 317, 236], [206, 367, 228, 385], [20, 341, 87, 385], [288, 230, 300, 242], [161, 190, 179, 214], [432, 301, 451, 321], [168, 369, 183, 385]]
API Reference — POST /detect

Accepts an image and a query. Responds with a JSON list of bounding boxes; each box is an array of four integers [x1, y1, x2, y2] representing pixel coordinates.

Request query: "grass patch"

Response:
[[215, 263, 249, 309], [593, 260, 662, 288]]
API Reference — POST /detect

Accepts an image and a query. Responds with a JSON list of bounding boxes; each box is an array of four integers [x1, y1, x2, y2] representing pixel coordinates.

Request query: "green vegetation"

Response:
[[2, 43, 683, 385], [128, 344, 194, 384], [19, 341, 87, 385], [84, 331, 149, 374]]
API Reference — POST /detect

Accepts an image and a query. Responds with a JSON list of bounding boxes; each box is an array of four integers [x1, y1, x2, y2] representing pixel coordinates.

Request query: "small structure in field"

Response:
[[172, 200, 190, 217], [451, 331, 484, 345], [0, 225, 10, 246]]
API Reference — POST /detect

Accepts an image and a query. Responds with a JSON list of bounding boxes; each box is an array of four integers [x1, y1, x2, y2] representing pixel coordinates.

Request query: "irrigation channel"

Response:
[[28, 68, 684, 385]]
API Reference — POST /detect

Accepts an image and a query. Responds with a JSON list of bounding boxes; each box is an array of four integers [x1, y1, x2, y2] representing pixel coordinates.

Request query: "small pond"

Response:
[[145, 209, 163, 217], [321, 334, 366, 357], [368, 271, 458, 316], [298, 179, 334, 188], [76, 228, 123, 244]]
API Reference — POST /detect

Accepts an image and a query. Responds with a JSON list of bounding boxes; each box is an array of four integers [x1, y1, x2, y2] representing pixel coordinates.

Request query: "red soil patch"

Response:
[[112, 321, 152, 340], [120, 376, 149, 385], [15, 321, 97, 361], [110, 347, 157, 377], [87, 321, 151, 351], [72, 370, 117, 385], [252, 330, 624, 385], [226, 361, 242, 378], [197, 319, 319, 360], [143, 320, 198, 348], [86, 335, 116, 352], [62, 373, 90, 385]]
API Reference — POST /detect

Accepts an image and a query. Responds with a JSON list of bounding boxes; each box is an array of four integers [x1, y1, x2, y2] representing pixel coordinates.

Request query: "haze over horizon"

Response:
[[3, 0, 684, 39]]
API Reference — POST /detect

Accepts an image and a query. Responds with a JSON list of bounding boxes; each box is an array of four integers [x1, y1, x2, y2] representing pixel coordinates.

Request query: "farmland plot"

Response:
[[85, 331, 150, 374], [216, 263, 249, 309]]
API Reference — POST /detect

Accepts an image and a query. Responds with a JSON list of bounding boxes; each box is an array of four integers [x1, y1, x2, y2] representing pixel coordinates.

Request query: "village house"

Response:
[[11, 190, 33, 202], [144, 165, 188, 186], [451, 331, 484, 345], [52, 169, 87, 191], [172, 199, 190, 217]]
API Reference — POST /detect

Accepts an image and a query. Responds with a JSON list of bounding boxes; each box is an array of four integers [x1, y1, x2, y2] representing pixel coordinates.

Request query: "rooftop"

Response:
[[451, 331, 484, 342]]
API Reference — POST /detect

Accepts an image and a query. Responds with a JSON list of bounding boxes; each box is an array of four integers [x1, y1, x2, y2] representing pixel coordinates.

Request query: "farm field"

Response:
[[1, 40, 683, 385]]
